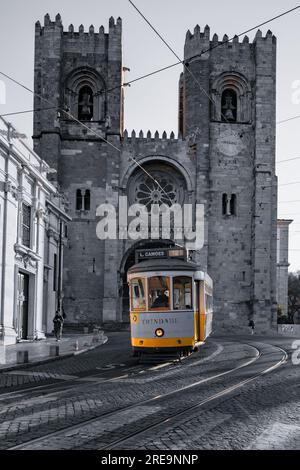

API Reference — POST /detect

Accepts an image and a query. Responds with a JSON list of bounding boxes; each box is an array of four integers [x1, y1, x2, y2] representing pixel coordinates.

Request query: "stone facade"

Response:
[[33, 15, 279, 334], [0, 117, 70, 345]]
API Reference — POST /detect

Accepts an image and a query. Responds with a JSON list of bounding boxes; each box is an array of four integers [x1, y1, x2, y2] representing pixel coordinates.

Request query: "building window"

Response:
[[211, 72, 252, 123], [128, 162, 186, 208], [22, 204, 31, 247], [221, 89, 237, 122], [76, 189, 91, 211], [222, 194, 237, 216], [230, 194, 237, 216], [78, 85, 94, 121], [84, 189, 91, 211], [65, 68, 106, 122], [222, 194, 228, 216], [76, 189, 82, 210]]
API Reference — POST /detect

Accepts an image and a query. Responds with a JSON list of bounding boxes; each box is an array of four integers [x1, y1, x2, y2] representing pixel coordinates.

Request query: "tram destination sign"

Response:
[[136, 248, 186, 262]]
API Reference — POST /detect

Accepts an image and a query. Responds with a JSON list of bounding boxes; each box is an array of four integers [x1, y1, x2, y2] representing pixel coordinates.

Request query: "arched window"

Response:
[[222, 193, 237, 216], [78, 85, 94, 121], [84, 190, 91, 211], [76, 189, 91, 211], [221, 89, 237, 122], [230, 194, 237, 216], [222, 194, 228, 215], [211, 72, 252, 123], [76, 189, 82, 210], [65, 68, 106, 122]]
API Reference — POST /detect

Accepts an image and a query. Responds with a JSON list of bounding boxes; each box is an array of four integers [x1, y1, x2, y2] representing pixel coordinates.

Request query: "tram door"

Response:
[[195, 280, 205, 342], [17, 272, 29, 339], [195, 281, 201, 342]]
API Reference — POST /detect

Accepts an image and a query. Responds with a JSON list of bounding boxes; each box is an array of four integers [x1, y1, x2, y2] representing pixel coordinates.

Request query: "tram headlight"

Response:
[[155, 328, 165, 338]]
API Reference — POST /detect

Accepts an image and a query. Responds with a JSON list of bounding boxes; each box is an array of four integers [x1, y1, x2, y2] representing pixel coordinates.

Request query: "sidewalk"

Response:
[[0, 331, 108, 372]]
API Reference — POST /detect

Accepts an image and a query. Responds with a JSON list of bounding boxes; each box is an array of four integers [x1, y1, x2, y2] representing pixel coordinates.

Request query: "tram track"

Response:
[[0, 339, 222, 403], [0, 354, 184, 403], [103, 344, 288, 450], [7, 341, 278, 450], [0, 364, 140, 402]]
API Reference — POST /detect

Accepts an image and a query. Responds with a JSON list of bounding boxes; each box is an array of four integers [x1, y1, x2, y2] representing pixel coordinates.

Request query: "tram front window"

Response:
[[148, 276, 170, 310], [173, 276, 192, 310], [131, 278, 146, 310]]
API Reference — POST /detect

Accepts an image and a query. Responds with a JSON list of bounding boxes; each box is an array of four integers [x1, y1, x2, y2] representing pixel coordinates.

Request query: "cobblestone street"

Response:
[[0, 332, 299, 450]]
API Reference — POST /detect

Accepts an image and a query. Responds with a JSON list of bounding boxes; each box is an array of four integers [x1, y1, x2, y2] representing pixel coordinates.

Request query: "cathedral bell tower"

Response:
[[33, 13, 124, 182]]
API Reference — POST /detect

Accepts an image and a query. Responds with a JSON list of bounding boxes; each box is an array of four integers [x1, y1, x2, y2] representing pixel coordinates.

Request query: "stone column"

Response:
[[34, 186, 46, 340], [0, 155, 19, 345]]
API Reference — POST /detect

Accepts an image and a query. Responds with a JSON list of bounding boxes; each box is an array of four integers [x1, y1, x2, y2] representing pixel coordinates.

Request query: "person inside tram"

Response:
[[152, 290, 169, 308]]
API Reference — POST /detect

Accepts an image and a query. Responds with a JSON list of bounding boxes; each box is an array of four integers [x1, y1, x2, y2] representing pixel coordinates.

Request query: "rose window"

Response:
[[128, 165, 185, 208]]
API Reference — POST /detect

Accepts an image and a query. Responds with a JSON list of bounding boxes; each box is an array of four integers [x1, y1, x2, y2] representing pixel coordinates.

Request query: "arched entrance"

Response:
[[120, 240, 176, 322]]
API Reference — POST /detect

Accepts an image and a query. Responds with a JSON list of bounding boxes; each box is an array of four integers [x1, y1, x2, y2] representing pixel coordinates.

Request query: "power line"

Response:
[[1, 5, 300, 122], [277, 114, 300, 125], [0, 107, 57, 117], [3, 100, 300, 133], [2, 66, 300, 197], [126, 3, 300, 79], [129, 1, 300, 255], [265, 180, 300, 190], [186, 5, 300, 61], [280, 181, 300, 187], [279, 200, 300, 204], [116, 4, 300, 95], [264, 180, 300, 189], [1, 6, 300, 205], [129, 1, 234, 128], [277, 157, 300, 164], [0, 71, 173, 205], [1, 5, 299, 122], [128, 1, 300, 132]]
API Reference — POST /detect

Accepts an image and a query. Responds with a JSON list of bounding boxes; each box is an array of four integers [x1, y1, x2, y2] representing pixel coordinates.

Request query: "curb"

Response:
[[0, 336, 108, 374]]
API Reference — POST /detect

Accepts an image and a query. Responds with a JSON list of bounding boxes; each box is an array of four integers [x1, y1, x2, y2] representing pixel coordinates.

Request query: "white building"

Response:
[[0, 117, 70, 345], [277, 219, 293, 317]]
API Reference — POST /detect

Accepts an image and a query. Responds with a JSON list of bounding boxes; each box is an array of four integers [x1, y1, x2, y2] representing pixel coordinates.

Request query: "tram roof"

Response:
[[128, 258, 201, 274]]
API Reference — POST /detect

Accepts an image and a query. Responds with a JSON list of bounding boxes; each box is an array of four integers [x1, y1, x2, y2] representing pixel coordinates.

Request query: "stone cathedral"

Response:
[[33, 14, 278, 334]]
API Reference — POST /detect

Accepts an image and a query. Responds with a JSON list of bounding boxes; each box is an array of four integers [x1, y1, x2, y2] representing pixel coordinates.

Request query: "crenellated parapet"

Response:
[[35, 13, 122, 48], [184, 24, 210, 59], [122, 129, 182, 143], [184, 25, 276, 61]]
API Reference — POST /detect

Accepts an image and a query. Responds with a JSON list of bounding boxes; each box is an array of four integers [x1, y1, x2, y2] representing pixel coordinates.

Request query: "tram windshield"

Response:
[[131, 278, 146, 310], [148, 276, 170, 310], [173, 276, 193, 310]]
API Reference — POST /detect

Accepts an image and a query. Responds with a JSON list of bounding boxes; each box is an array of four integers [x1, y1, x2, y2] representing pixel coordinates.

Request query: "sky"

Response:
[[1, 0, 300, 271]]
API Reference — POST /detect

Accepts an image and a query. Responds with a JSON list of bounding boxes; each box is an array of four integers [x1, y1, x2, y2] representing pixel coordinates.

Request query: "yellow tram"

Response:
[[127, 248, 213, 356]]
